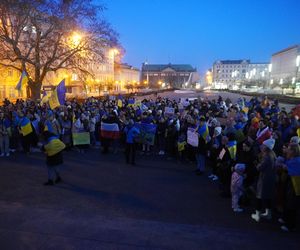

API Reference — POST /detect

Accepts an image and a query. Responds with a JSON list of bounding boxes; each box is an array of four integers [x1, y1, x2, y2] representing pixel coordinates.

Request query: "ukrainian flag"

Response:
[[15, 71, 28, 91], [49, 79, 66, 109], [227, 140, 237, 160], [44, 136, 66, 156], [20, 117, 33, 136], [198, 123, 210, 143]]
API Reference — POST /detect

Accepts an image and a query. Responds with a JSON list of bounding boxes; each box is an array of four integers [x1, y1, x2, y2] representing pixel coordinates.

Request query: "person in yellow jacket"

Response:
[[41, 131, 65, 186]]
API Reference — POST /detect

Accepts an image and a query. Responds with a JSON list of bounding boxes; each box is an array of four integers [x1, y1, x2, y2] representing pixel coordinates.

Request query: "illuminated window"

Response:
[[71, 73, 78, 81]]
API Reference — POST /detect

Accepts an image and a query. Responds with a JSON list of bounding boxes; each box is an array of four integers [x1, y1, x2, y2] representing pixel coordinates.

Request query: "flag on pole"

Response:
[[15, 71, 28, 91], [49, 79, 66, 109]]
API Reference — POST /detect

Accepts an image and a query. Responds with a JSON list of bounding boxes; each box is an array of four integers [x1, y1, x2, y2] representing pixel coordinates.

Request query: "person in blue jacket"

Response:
[[124, 119, 140, 165]]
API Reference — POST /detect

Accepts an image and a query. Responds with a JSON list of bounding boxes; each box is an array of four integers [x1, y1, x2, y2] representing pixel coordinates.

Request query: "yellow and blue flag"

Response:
[[198, 123, 210, 143], [49, 79, 66, 109], [227, 140, 237, 160], [44, 136, 66, 156], [15, 71, 28, 91], [19, 117, 33, 136]]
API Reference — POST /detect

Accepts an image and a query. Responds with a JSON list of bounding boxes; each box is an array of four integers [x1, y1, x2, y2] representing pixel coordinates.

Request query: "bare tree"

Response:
[[0, 0, 119, 100]]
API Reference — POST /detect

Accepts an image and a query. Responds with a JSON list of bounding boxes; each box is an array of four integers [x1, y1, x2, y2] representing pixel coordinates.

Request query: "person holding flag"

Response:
[[40, 131, 66, 186], [18, 110, 34, 154], [194, 116, 211, 175]]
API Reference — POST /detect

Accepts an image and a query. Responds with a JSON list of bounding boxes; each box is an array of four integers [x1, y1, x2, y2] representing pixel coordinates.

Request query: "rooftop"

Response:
[[272, 45, 300, 57], [142, 63, 196, 72], [215, 60, 250, 64]]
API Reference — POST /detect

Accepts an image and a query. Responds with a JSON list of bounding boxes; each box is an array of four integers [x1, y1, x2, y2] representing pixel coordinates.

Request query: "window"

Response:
[[8, 70, 13, 77], [9, 87, 15, 98], [71, 73, 78, 81]]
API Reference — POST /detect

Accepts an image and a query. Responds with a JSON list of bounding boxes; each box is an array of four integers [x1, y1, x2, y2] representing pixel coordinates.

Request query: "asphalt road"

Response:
[[0, 147, 299, 250]]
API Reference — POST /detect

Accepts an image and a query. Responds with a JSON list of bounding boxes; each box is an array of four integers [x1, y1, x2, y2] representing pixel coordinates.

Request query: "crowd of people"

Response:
[[0, 94, 299, 232]]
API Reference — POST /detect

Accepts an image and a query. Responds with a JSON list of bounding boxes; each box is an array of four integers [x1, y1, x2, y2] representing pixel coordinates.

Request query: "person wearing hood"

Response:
[[41, 131, 65, 186], [251, 138, 277, 222], [124, 119, 140, 165]]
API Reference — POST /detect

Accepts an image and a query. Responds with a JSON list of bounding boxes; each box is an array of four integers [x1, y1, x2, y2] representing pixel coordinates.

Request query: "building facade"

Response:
[[141, 63, 199, 88], [212, 60, 270, 88], [212, 60, 249, 86], [245, 63, 270, 86], [270, 45, 300, 86], [114, 63, 140, 92], [0, 49, 116, 101]]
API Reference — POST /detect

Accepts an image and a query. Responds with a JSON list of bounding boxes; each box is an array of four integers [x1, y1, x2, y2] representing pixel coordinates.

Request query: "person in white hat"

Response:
[[251, 138, 276, 222]]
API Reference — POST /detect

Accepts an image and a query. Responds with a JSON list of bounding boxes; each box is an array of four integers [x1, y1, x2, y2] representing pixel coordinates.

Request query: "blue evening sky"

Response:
[[101, 0, 300, 74]]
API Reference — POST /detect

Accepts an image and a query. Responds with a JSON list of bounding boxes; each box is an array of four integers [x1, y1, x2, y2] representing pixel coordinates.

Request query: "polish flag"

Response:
[[100, 122, 120, 139]]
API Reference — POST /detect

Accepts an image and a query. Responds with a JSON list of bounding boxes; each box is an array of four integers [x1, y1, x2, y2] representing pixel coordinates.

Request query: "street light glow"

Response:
[[71, 32, 82, 47]]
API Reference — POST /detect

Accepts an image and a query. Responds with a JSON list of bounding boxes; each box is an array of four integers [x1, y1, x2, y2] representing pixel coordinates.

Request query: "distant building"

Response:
[[212, 60, 270, 87], [212, 60, 250, 85], [114, 63, 140, 91], [270, 45, 300, 85], [141, 63, 199, 88], [245, 63, 270, 85]]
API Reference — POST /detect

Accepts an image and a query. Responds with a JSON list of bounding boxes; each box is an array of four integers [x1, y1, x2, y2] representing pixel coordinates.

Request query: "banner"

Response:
[[73, 132, 90, 145], [134, 123, 157, 146], [164, 107, 175, 117], [187, 128, 198, 147]]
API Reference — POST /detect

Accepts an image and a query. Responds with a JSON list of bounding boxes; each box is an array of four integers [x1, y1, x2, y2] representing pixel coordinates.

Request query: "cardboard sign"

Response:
[[187, 128, 198, 147], [164, 107, 175, 117]]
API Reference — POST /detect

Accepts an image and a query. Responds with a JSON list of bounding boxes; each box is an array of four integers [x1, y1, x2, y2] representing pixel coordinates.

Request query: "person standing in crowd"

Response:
[[194, 116, 210, 175], [124, 119, 140, 165], [89, 111, 97, 147], [41, 131, 65, 186], [279, 143, 300, 232], [157, 116, 167, 155], [231, 163, 246, 212], [251, 138, 277, 222], [18, 110, 34, 154], [208, 126, 222, 181], [0, 110, 10, 157], [44, 110, 61, 136], [256, 119, 271, 145], [60, 114, 72, 149]]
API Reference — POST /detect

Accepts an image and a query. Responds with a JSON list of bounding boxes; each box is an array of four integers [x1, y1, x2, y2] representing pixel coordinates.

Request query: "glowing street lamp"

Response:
[[71, 32, 82, 47]]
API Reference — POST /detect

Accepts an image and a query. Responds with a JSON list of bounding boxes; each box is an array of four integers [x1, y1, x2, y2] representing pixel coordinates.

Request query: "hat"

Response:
[[263, 138, 275, 150], [290, 136, 300, 144], [234, 163, 246, 173], [214, 127, 222, 136]]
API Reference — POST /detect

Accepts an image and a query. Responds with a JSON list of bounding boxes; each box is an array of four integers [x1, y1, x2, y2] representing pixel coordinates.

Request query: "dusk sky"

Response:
[[102, 0, 300, 75]]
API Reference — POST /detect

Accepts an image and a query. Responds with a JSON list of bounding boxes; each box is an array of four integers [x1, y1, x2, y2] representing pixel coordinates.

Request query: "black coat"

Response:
[[46, 151, 63, 167]]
